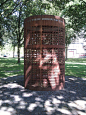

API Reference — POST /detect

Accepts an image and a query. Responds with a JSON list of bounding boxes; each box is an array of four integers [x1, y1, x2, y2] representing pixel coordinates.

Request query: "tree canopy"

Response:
[[61, 0, 86, 31]]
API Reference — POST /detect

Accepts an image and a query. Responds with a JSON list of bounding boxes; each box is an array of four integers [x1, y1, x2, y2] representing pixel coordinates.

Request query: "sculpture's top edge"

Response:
[[24, 15, 65, 22]]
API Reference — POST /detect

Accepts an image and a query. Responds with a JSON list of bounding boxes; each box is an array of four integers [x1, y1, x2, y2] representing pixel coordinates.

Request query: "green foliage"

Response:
[[61, 0, 86, 32], [0, 0, 53, 62]]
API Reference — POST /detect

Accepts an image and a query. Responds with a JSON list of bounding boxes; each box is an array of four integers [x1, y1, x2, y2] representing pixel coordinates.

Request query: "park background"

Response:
[[0, 0, 86, 115], [0, 0, 86, 79]]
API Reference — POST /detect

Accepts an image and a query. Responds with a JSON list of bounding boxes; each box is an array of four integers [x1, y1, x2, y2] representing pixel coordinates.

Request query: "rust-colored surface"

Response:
[[24, 15, 65, 91]]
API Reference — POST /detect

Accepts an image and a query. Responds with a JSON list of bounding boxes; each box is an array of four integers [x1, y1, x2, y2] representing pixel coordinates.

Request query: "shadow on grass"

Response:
[[0, 75, 86, 115]]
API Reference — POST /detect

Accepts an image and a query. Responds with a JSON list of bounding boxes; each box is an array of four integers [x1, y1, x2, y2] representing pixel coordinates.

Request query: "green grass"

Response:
[[65, 58, 86, 78], [0, 57, 24, 78], [0, 58, 86, 79]]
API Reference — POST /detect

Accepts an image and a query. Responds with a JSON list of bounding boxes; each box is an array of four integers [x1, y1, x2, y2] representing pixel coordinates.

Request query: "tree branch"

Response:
[[5, 3, 19, 18]]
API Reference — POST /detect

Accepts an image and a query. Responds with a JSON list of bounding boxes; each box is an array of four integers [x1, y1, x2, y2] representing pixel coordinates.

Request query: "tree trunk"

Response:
[[13, 45, 15, 58], [18, 45, 20, 63], [17, 31, 21, 63], [17, 6, 21, 63]]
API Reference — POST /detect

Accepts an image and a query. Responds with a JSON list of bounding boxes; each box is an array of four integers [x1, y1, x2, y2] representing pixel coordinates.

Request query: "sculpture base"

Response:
[[25, 83, 65, 91]]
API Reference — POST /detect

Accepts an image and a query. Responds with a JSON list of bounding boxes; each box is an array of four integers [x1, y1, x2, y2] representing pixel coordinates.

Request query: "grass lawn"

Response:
[[0, 57, 86, 78], [0, 57, 24, 78], [65, 58, 86, 78]]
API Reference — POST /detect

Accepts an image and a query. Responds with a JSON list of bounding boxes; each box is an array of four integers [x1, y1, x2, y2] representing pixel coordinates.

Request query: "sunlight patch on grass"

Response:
[[0, 58, 24, 78], [72, 66, 78, 67], [65, 63, 86, 78]]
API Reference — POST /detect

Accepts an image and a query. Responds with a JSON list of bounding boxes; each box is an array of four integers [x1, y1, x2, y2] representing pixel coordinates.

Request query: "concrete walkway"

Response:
[[0, 75, 86, 115]]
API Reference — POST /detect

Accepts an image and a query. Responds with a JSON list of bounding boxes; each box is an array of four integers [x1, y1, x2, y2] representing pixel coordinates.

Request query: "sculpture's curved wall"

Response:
[[24, 15, 65, 90]]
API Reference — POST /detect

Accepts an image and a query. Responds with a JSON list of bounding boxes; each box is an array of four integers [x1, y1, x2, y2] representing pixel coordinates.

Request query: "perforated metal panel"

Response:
[[24, 15, 65, 91]]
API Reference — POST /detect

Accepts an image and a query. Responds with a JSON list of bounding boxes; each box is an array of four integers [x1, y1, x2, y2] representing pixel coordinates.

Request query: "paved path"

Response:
[[0, 75, 86, 115], [65, 62, 86, 65]]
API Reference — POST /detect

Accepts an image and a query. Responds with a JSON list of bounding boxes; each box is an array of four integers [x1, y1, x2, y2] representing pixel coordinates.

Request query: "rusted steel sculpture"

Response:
[[24, 15, 65, 91]]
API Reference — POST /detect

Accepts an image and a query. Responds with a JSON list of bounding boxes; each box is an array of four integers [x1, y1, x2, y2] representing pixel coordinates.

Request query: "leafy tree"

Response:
[[65, 27, 76, 60], [61, 0, 86, 34], [0, 0, 52, 62], [60, 0, 86, 59], [0, 0, 25, 62]]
